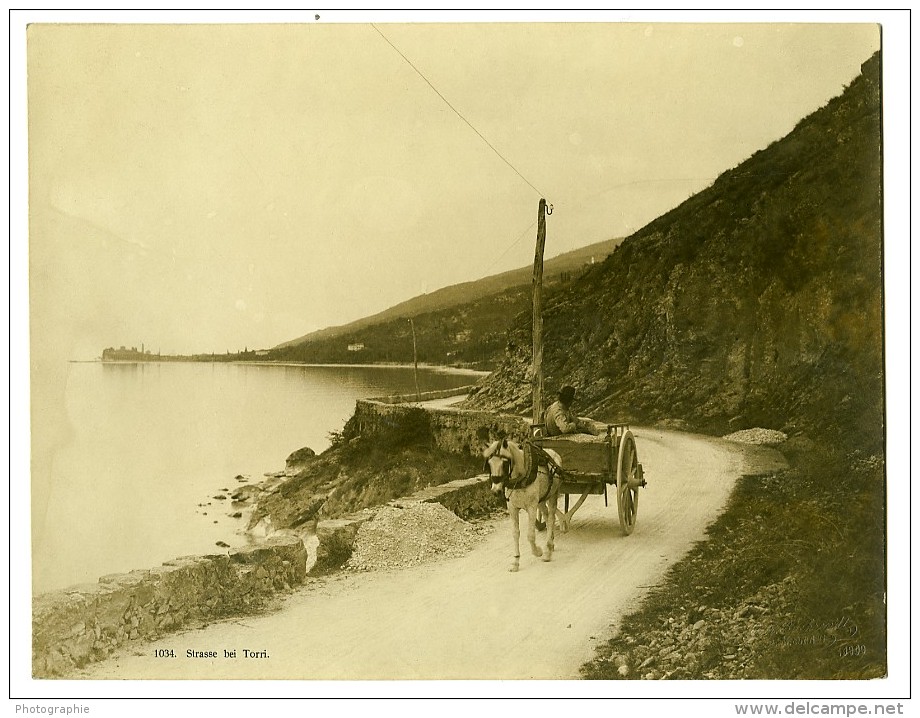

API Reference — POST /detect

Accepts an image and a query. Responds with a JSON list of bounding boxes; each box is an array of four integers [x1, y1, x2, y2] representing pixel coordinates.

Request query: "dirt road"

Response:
[[76, 427, 786, 680]]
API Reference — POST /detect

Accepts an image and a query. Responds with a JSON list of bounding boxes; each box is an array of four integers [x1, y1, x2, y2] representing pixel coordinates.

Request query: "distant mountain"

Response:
[[273, 237, 622, 350], [467, 52, 883, 449]]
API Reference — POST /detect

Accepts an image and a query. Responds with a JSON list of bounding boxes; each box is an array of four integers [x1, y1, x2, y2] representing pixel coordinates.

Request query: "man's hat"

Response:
[[559, 385, 576, 403]]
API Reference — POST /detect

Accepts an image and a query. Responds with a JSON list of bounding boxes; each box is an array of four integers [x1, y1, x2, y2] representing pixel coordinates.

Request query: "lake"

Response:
[[32, 361, 484, 594]]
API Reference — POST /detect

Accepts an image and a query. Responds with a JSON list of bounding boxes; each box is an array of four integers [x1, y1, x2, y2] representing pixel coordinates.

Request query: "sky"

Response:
[[24, 15, 881, 361]]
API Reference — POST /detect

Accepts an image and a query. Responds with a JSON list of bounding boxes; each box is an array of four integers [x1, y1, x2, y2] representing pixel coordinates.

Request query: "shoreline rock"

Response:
[[285, 446, 317, 476]]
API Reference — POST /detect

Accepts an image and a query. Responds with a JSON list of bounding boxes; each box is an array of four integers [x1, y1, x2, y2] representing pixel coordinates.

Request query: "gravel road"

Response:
[[76, 427, 786, 680]]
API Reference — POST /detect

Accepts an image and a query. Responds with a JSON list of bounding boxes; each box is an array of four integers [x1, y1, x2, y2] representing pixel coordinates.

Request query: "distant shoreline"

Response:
[[234, 361, 490, 376], [76, 358, 491, 376]]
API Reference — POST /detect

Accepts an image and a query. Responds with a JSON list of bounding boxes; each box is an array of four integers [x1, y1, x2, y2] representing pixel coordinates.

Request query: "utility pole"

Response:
[[532, 198, 548, 426], [409, 318, 421, 402]]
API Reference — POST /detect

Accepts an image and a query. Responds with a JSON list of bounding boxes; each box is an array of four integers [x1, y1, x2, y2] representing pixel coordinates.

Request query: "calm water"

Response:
[[33, 362, 482, 594]]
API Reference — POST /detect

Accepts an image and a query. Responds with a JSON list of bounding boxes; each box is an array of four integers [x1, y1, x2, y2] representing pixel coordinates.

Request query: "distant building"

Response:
[[102, 344, 155, 362], [347, 343, 365, 352]]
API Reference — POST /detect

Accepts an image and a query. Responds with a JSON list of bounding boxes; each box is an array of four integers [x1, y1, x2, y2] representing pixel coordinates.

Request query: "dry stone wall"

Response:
[[34, 396, 512, 678], [32, 536, 307, 678], [367, 385, 479, 405], [353, 398, 528, 456], [301, 397, 520, 574]]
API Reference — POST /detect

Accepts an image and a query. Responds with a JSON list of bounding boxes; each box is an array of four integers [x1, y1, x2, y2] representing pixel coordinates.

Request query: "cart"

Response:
[[531, 424, 646, 535]]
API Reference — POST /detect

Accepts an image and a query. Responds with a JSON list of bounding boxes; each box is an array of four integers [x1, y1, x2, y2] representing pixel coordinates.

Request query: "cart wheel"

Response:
[[616, 430, 640, 535]]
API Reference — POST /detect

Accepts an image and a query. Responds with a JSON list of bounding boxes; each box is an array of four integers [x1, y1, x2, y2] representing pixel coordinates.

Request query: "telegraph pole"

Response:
[[409, 318, 421, 402], [532, 198, 548, 426]]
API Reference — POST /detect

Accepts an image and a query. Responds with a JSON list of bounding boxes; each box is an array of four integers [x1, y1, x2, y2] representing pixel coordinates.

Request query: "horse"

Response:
[[483, 438, 563, 572]]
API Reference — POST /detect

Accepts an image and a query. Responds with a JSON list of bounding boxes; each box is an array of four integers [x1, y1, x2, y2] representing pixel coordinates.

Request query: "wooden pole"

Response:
[[409, 318, 421, 402], [532, 198, 547, 426]]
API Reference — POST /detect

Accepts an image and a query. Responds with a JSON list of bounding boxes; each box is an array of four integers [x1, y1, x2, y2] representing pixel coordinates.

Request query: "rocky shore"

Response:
[[33, 416, 504, 678], [32, 535, 308, 677]]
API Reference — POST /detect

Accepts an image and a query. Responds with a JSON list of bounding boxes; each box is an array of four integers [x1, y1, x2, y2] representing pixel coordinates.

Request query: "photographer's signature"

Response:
[[763, 615, 865, 657]]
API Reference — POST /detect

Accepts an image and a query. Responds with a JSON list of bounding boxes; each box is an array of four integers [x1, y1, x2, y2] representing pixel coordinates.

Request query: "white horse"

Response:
[[483, 438, 563, 572]]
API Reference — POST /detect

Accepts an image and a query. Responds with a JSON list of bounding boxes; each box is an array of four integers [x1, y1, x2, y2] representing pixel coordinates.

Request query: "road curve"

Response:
[[76, 427, 786, 680]]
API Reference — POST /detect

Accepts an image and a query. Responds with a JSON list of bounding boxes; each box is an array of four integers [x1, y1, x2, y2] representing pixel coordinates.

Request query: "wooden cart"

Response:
[[531, 425, 646, 535]]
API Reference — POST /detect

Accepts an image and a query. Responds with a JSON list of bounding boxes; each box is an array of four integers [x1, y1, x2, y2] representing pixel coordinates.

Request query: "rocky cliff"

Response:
[[468, 53, 883, 451]]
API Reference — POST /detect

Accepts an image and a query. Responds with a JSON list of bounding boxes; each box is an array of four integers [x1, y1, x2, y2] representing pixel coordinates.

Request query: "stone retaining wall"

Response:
[[34, 397, 512, 678], [33, 472, 499, 677], [353, 398, 528, 456], [368, 385, 478, 405], [303, 398, 520, 574], [32, 536, 307, 678]]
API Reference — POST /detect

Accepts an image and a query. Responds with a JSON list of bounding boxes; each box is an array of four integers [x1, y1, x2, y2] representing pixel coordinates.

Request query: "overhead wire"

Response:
[[370, 23, 546, 201], [373, 26, 721, 239], [491, 218, 538, 268], [467, 217, 537, 283], [368, 26, 734, 298], [369, 24, 557, 282]]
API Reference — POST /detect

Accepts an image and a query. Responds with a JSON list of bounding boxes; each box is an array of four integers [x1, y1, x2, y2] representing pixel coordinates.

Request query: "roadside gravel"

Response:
[[722, 428, 788, 446], [345, 503, 494, 572]]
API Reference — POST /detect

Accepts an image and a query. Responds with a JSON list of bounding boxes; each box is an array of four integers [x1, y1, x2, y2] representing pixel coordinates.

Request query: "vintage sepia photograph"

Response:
[[11, 8, 910, 710]]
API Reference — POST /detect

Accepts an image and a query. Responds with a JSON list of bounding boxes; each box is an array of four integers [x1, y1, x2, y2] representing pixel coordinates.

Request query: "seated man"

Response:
[[544, 385, 600, 436]]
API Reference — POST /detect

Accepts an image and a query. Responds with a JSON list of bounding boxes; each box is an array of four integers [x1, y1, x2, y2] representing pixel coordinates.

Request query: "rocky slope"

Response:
[[582, 444, 886, 680], [269, 238, 623, 364], [245, 409, 483, 532], [467, 53, 883, 452]]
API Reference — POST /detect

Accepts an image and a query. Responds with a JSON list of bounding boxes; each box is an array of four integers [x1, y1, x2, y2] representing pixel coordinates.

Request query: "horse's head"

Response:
[[483, 438, 515, 494]]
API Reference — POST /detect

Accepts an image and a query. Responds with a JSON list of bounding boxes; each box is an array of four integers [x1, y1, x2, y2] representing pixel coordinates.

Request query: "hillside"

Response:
[[270, 237, 622, 365], [246, 52, 885, 681], [256, 52, 885, 682], [467, 53, 883, 450]]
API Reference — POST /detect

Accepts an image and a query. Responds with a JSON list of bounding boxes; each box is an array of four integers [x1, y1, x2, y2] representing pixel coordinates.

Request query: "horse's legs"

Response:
[[525, 505, 543, 558], [542, 495, 557, 562], [509, 506, 521, 572]]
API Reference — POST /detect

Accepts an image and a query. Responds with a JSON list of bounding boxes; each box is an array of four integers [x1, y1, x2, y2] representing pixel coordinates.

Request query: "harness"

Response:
[[486, 440, 564, 503]]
